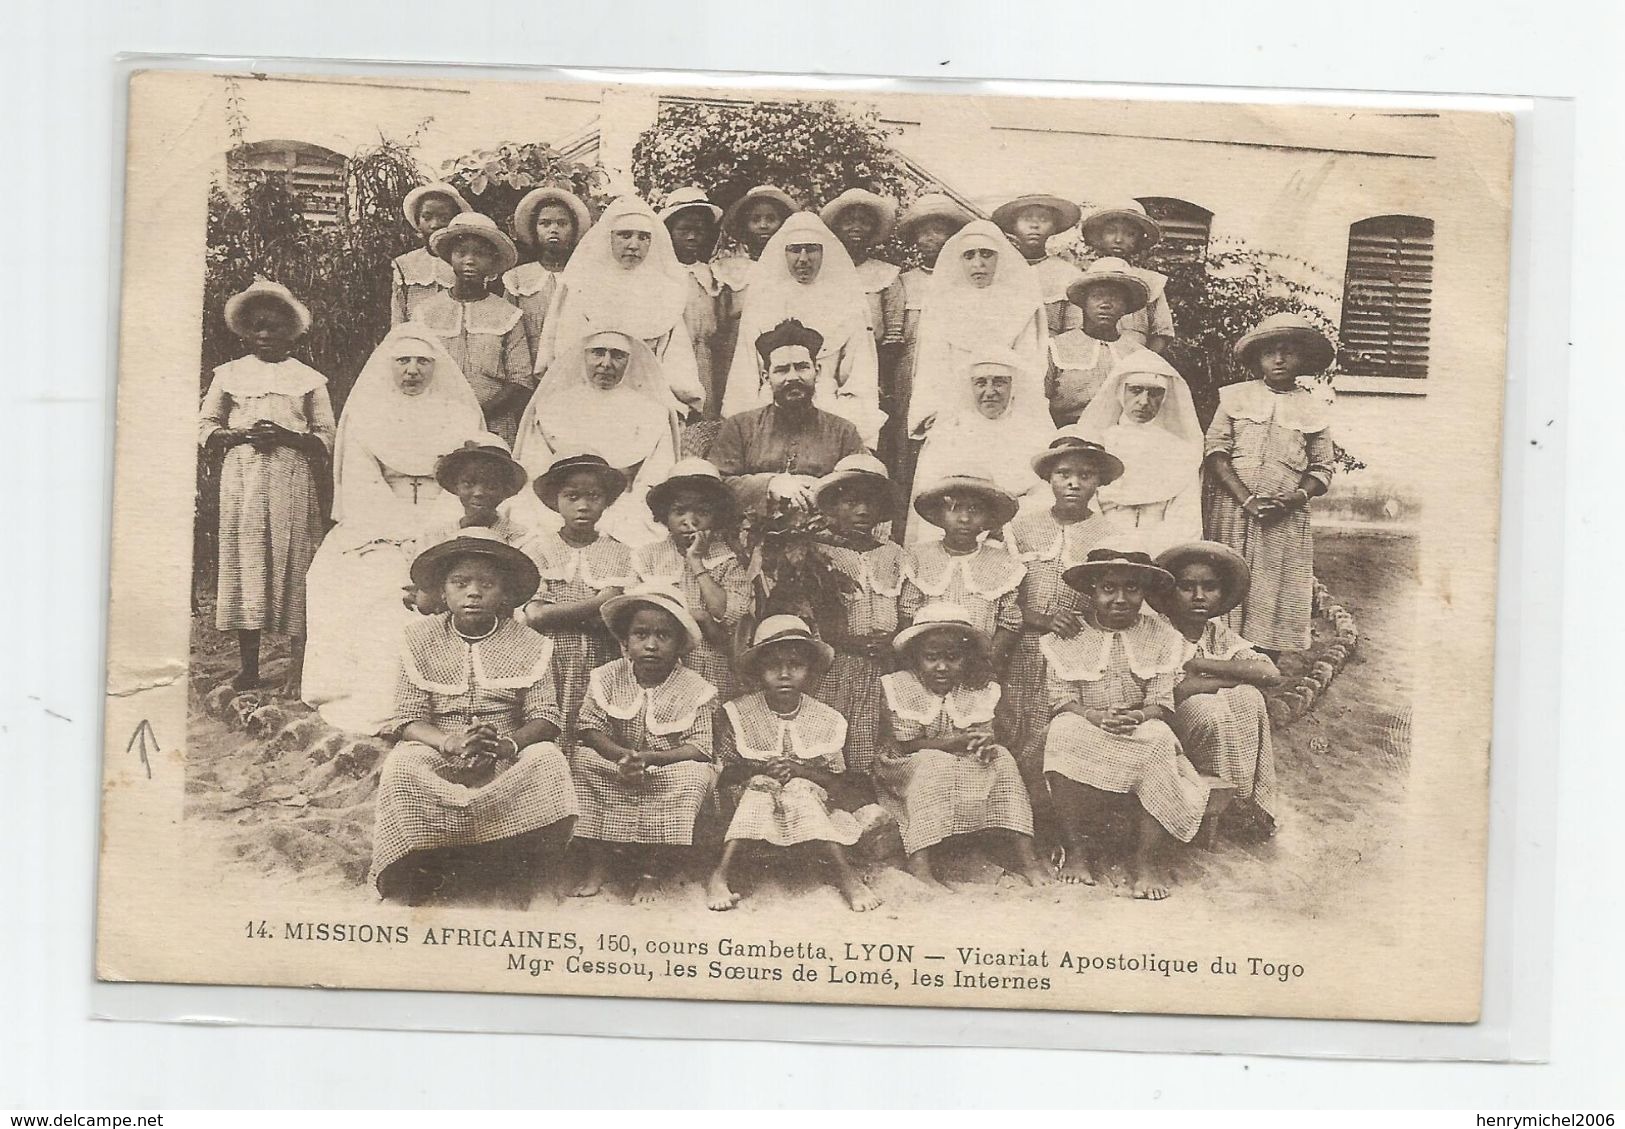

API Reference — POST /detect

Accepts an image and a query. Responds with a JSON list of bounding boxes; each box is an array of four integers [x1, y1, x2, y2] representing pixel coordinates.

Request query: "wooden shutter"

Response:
[[1339, 215, 1434, 378], [1136, 197, 1212, 262], [228, 141, 346, 226]]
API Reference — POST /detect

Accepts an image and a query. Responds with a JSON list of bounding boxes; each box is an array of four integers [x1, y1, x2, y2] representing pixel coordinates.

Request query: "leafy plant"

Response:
[[632, 99, 924, 260], [440, 141, 611, 249]]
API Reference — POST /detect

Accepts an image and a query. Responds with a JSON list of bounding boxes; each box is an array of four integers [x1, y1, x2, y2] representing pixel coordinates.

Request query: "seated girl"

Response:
[[521, 450, 636, 749], [707, 616, 879, 913], [1042, 548, 1218, 899], [407, 435, 532, 609], [632, 458, 750, 699], [570, 585, 720, 904], [369, 535, 578, 908], [902, 475, 1026, 675], [875, 603, 1052, 890], [1154, 541, 1281, 839]]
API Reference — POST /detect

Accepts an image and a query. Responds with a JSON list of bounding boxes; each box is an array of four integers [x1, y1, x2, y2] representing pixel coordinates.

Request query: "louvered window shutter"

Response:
[[1135, 197, 1212, 262], [1339, 215, 1434, 378]]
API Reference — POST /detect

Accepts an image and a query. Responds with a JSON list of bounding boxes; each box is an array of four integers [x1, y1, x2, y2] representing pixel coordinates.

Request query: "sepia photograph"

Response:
[[95, 66, 1513, 1022]]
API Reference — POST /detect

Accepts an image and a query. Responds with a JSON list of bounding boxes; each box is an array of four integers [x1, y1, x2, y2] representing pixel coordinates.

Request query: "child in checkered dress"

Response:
[[902, 476, 1026, 674], [874, 604, 1052, 890], [521, 452, 636, 749], [811, 453, 905, 781], [1154, 541, 1281, 839], [370, 536, 578, 907], [569, 585, 720, 904], [1004, 434, 1122, 780], [199, 280, 335, 695], [1077, 202, 1176, 355], [407, 436, 533, 610], [632, 458, 751, 699], [1042, 549, 1217, 900], [706, 616, 879, 913], [390, 183, 467, 325]]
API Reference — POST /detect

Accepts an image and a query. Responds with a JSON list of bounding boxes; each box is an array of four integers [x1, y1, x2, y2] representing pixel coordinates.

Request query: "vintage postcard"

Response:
[[97, 66, 1512, 1023]]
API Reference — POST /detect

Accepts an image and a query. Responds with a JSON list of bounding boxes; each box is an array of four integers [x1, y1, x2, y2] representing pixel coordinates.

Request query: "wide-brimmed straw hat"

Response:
[[991, 193, 1083, 234], [1152, 540, 1251, 618], [645, 457, 737, 522], [224, 279, 312, 339], [1061, 548, 1174, 595], [1232, 312, 1336, 374], [735, 614, 834, 680], [814, 452, 898, 516], [819, 188, 897, 244], [1030, 430, 1126, 483], [892, 602, 992, 658], [722, 185, 800, 240], [429, 212, 520, 275], [913, 475, 1021, 530], [658, 185, 723, 227], [402, 182, 471, 227], [897, 192, 973, 242], [513, 186, 593, 247], [433, 435, 529, 498], [600, 583, 705, 655], [532, 449, 628, 512], [409, 533, 541, 605], [1079, 200, 1162, 250], [1066, 256, 1151, 313]]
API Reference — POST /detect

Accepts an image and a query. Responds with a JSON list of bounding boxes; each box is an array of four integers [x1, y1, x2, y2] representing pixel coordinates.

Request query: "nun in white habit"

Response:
[[907, 219, 1049, 441], [720, 211, 886, 448], [1075, 349, 1203, 556], [906, 347, 1051, 543], [531, 195, 704, 417], [511, 327, 680, 546]]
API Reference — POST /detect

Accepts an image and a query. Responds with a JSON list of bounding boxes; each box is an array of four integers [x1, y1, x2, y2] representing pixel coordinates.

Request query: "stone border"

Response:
[[1264, 577, 1361, 728]]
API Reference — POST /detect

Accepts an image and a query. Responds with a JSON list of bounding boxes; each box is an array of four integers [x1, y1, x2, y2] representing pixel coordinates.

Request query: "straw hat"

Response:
[[1030, 430, 1125, 483], [512, 186, 593, 248], [1152, 540, 1251, 618], [892, 602, 992, 659], [645, 457, 737, 522], [401, 182, 471, 227], [532, 449, 628, 512], [991, 193, 1082, 234], [658, 185, 724, 226], [814, 452, 898, 516], [1232, 312, 1335, 374], [600, 583, 705, 655], [224, 278, 312, 339], [897, 192, 973, 242], [429, 212, 520, 275], [819, 188, 898, 244], [735, 614, 834, 680], [1079, 200, 1162, 250], [722, 185, 800, 241], [1061, 548, 1174, 595], [432, 435, 530, 498], [1066, 256, 1151, 313], [912, 475, 1021, 530], [409, 534, 541, 605]]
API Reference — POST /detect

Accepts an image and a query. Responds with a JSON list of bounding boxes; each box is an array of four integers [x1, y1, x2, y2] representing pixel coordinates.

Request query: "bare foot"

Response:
[[631, 874, 674, 906], [705, 870, 740, 911], [569, 859, 609, 898], [905, 854, 946, 891], [1017, 860, 1058, 887], [1128, 868, 1173, 901], [1056, 851, 1099, 886], [836, 873, 882, 912]]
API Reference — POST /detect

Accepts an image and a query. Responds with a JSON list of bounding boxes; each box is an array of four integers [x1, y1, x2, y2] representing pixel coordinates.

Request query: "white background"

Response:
[[2, 0, 1618, 1109]]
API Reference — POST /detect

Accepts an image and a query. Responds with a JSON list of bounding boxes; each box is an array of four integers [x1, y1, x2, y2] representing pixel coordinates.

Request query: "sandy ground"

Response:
[[181, 530, 1416, 923]]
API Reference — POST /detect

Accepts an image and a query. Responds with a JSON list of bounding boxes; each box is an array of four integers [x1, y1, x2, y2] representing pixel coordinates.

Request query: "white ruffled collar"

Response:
[[881, 670, 1001, 728], [587, 658, 718, 736], [532, 530, 635, 591], [418, 291, 524, 336], [904, 540, 1025, 600], [394, 246, 454, 288], [1223, 378, 1333, 435], [400, 615, 553, 694], [213, 355, 327, 399], [723, 694, 847, 761], [1040, 612, 1186, 683]]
